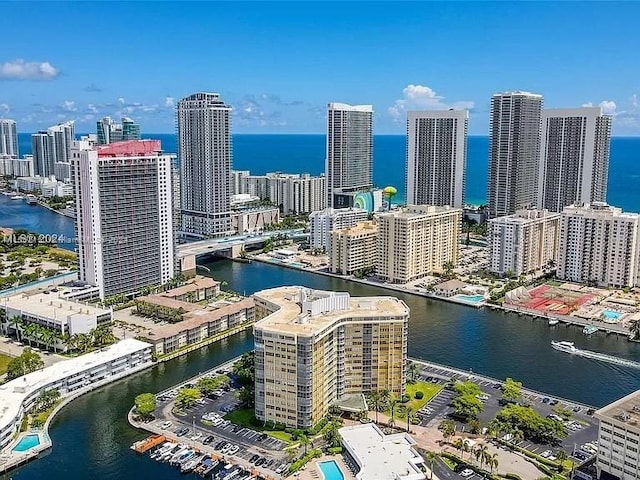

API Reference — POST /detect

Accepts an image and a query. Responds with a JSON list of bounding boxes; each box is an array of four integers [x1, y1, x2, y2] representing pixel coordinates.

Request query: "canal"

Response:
[[2, 195, 640, 479]]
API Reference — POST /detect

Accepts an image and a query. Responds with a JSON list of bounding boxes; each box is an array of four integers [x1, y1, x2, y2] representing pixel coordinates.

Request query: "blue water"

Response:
[[455, 294, 485, 304], [318, 460, 345, 480], [602, 310, 623, 320], [12, 434, 40, 452], [16, 134, 640, 210]]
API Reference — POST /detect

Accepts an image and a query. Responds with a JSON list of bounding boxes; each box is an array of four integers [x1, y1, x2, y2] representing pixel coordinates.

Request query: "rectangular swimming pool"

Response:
[[12, 434, 40, 452], [455, 294, 485, 304], [602, 310, 623, 320], [318, 460, 345, 480]]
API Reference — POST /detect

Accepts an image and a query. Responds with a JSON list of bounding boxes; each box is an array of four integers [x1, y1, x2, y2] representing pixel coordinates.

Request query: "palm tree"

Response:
[[299, 434, 311, 456], [9, 316, 23, 341], [389, 398, 400, 427], [489, 453, 499, 474], [462, 439, 471, 460], [405, 406, 416, 432], [475, 444, 488, 469], [23, 323, 38, 346], [369, 391, 381, 424], [40, 328, 55, 352], [425, 451, 437, 480], [407, 362, 420, 384], [380, 388, 391, 408], [438, 420, 456, 444], [453, 438, 463, 457]]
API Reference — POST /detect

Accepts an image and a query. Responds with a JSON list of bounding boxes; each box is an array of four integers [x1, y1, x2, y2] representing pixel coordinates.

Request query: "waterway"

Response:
[[3, 195, 640, 479]]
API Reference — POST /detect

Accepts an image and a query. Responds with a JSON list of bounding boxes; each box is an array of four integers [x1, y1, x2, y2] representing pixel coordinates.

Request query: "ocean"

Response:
[[16, 133, 640, 209]]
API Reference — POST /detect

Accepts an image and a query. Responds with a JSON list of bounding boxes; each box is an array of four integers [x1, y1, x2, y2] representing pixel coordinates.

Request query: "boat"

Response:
[[150, 442, 176, 459], [159, 444, 184, 462], [551, 341, 578, 353], [548, 318, 559, 326], [583, 325, 599, 335], [173, 450, 195, 466], [201, 459, 220, 476], [168, 446, 191, 464], [10, 194, 23, 200], [26, 194, 38, 205], [181, 454, 205, 473]]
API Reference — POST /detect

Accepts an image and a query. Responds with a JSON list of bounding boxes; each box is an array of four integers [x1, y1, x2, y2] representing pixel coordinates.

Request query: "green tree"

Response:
[[238, 386, 254, 408], [35, 388, 60, 411], [369, 391, 382, 424], [502, 377, 523, 403], [424, 451, 437, 480], [405, 406, 416, 432], [323, 420, 341, 448], [438, 419, 456, 443], [299, 434, 311, 456], [175, 387, 201, 409], [134, 393, 157, 419], [6, 348, 44, 379], [454, 381, 481, 397], [451, 394, 484, 420], [442, 261, 456, 279], [196, 376, 224, 396], [388, 398, 400, 427], [407, 362, 420, 384]]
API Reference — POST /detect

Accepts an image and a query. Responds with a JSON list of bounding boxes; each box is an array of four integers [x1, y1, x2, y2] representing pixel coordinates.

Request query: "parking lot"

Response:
[[411, 360, 599, 465]]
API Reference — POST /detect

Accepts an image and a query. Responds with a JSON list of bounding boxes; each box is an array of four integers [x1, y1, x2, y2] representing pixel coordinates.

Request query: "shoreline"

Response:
[[248, 256, 633, 339], [36, 201, 75, 218]]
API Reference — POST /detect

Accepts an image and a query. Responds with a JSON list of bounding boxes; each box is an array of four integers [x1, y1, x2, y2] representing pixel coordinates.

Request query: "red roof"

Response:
[[97, 140, 162, 157]]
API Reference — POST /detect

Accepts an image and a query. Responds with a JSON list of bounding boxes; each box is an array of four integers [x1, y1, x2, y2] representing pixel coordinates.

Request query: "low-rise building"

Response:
[[339, 423, 425, 480], [309, 207, 368, 253], [13, 175, 73, 198], [231, 207, 280, 234], [0, 338, 152, 452], [488, 209, 561, 277], [161, 276, 220, 302], [433, 279, 468, 297], [330, 221, 377, 275], [0, 155, 34, 177], [594, 389, 640, 480], [253, 287, 408, 429]]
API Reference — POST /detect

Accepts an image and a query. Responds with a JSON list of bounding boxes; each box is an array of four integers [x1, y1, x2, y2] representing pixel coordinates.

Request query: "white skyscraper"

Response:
[[406, 110, 468, 208], [178, 93, 232, 237], [326, 103, 373, 208], [0, 119, 18, 158], [538, 107, 612, 212], [488, 92, 543, 217], [31, 121, 75, 178], [309, 207, 369, 253], [73, 139, 175, 299]]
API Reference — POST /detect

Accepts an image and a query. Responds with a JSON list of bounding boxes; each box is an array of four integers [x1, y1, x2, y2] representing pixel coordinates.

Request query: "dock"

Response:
[[131, 434, 166, 453]]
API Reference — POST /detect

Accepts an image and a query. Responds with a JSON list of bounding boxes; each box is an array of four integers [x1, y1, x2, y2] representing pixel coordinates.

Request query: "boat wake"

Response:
[[552, 341, 640, 370]]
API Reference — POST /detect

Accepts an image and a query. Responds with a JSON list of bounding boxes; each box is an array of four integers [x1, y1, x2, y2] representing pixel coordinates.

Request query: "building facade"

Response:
[[0, 119, 18, 158], [538, 107, 612, 212], [96, 116, 141, 144], [309, 207, 369, 253], [0, 155, 33, 177], [31, 121, 75, 179], [558, 203, 640, 288], [330, 221, 378, 275], [376, 205, 461, 283], [406, 110, 468, 208], [73, 139, 175, 299], [178, 92, 232, 237], [487, 92, 543, 217], [326, 103, 373, 208], [594, 389, 640, 480], [488, 209, 561, 277], [253, 287, 408, 428]]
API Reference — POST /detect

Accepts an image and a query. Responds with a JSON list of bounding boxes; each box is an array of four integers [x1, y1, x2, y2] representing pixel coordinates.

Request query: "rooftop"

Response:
[[595, 389, 640, 429], [162, 276, 220, 298], [0, 338, 151, 437], [339, 423, 425, 480], [1, 291, 111, 323], [253, 286, 409, 337], [435, 279, 468, 291], [136, 294, 200, 312], [378, 204, 462, 220], [334, 221, 378, 236], [96, 139, 162, 157]]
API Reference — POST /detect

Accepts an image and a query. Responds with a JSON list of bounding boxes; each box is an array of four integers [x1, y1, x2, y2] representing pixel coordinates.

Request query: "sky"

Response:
[[1, 1, 639, 135]]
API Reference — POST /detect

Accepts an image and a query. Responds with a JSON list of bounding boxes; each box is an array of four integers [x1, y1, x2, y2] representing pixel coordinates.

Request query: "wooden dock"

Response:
[[131, 434, 166, 453]]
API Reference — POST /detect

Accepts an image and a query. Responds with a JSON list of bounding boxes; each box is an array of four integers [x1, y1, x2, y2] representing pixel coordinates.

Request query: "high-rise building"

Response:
[[558, 202, 640, 288], [178, 92, 232, 237], [376, 205, 461, 283], [0, 155, 33, 178], [488, 209, 561, 277], [330, 221, 378, 275], [253, 286, 408, 428], [96, 116, 141, 145], [0, 119, 18, 158], [488, 92, 543, 217], [326, 103, 373, 208], [31, 121, 75, 178], [594, 389, 640, 480], [406, 110, 468, 208], [73, 139, 175, 299], [538, 107, 612, 212], [309, 207, 369, 253], [31, 132, 53, 177]]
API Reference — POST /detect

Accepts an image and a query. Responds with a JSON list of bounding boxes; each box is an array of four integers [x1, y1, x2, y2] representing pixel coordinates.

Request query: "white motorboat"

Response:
[[551, 341, 578, 353], [548, 318, 559, 326]]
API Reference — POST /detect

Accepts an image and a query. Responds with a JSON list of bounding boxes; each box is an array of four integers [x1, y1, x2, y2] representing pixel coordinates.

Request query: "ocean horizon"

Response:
[[16, 133, 640, 210]]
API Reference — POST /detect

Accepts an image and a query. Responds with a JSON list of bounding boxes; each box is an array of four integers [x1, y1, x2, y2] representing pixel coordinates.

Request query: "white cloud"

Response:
[[87, 104, 98, 114], [632, 94, 638, 109], [117, 97, 125, 105], [388, 84, 474, 121], [0, 59, 59, 80], [164, 96, 174, 108], [61, 100, 77, 112], [0, 103, 9, 115], [582, 100, 617, 116]]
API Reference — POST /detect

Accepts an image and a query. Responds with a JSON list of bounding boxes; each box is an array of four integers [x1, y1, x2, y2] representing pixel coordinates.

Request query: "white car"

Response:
[[460, 469, 474, 478], [161, 421, 173, 429], [190, 432, 203, 441], [227, 445, 239, 455]]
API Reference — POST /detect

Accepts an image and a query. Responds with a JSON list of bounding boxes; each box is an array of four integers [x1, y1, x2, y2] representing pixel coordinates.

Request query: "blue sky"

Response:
[[1, 1, 639, 134]]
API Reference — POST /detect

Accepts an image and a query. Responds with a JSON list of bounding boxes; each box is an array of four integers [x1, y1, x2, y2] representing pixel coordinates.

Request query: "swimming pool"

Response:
[[318, 460, 345, 480], [12, 434, 40, 452], [602, 310, 623, 321], [455, 294, 485, 304]]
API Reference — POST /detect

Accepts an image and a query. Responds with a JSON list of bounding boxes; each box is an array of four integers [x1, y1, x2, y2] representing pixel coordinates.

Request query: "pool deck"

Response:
[[295, 455, 356, 480]]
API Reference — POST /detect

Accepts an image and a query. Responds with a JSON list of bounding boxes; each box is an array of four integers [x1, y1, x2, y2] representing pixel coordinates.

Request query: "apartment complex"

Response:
[[178, 92, 232, 237], [376, 205, 461, 283], [326, 103, 373, 208], [309, 207, 369, 253], [558, 203, 640, 288], [488, 209, 561, 277], [538, 107, 612, 212], [31, 121, 75, 179], [488, 92, 543, 217], [406, 110, 468, 208], [594, 389, 640, 480], [73, 139, 175, 299], [14, 175, 72, 197], [96, 116, 141, 144], [0, 339, 152, 452], [0, 119, 18, 157], [330, 221, 378, 275], [253, 287, 408, 428], [0, 155, 33, 177]]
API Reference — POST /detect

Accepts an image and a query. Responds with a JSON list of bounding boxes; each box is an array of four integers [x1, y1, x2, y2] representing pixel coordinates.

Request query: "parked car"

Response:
[[460, 469, 474, 478], [161, 421, 172, 429]]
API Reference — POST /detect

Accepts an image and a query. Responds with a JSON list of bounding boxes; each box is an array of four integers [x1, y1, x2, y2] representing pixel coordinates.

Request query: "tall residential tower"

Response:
[[31, 121, 75, 178], [406, 110, 468, 208], [326, 103, 373, 208], [0, 119, 18, 158], [487, 92, 543, 217], [178, 93, 232, 237], [96, 116, 141, 145], [538, 107, 612, 212]]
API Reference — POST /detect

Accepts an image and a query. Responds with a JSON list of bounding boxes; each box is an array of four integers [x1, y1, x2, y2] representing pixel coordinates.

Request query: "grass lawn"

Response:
[[389, 381, 443, 420], [224, 408, 293, 443], [0, 353, 13, 375]]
